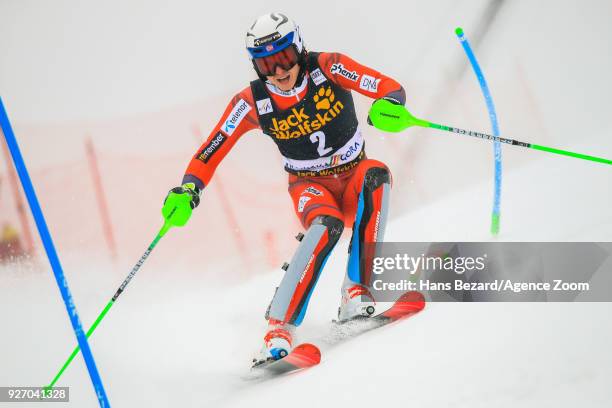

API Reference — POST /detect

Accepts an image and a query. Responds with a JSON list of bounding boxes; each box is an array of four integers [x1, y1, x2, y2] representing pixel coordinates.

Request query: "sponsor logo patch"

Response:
[[313, 87, 335, 111], [329, 138, 361, 166], [359, 74, 380, 92], [286, 149, 364, 175], [223, 99, 251, 136], [269, 87, 344, 140], [330, 63, 359, 82], [373, 210, 381, 241], [253, 32, 281, 46], [297, 196, 311, 212], [310, 68, 327, 86], [299, 255, 315, 283], [256, 98, 273, 115], [197, 132, 226, 163], [283, 131, 364, 173], [293, 152, 363, 177], [304, 186, 323, 196]]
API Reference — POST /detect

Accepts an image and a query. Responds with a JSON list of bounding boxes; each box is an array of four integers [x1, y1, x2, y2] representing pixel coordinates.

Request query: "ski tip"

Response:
[[455, 27, 464, 36], [382, 291, 426, 321], [396, 290, 426, 307], [400, 291, 426, 310]]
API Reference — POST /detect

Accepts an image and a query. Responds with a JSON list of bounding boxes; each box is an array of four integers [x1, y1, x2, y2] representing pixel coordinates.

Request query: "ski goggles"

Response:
[[253, 45, 300, 77]]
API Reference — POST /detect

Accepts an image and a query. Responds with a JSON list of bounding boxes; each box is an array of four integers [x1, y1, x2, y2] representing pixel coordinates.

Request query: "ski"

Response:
[[251, 343, 321, 375], [325, 291, 426, 344], [373, 290, 426, 323], [250, 292, 424, 376]]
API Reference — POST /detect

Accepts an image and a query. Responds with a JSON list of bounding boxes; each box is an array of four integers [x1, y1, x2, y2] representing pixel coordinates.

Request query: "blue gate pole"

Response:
[[0, 97, 110, 407], [455, 27, 503, 235]]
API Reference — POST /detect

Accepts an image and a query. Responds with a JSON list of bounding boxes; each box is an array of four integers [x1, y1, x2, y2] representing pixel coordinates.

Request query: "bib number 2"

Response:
[[310, 131, 332, 156]]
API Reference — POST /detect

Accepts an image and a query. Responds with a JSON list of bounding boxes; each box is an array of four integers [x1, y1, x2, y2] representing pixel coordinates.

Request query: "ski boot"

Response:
[[254, 319, 295, 365], [337, 283, 376, 322]]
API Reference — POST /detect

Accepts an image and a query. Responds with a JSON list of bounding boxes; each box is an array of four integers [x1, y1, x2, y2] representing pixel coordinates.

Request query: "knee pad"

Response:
[[311, 215, 344, 243], [363, 166, 391, 191]]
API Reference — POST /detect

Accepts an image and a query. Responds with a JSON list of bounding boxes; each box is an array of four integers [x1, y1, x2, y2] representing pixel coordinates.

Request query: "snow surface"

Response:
[[1, 160, 611, 407], [1, 0, 612, 407]]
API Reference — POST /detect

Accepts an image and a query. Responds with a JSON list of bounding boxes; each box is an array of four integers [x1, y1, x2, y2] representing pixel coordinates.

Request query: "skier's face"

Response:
[[266, 64, 300, 91]]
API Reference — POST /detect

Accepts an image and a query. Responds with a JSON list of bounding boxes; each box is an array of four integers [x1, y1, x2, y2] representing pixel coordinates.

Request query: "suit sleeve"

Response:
[[317, 52, 406, 104], [182, 87, 260, 189]]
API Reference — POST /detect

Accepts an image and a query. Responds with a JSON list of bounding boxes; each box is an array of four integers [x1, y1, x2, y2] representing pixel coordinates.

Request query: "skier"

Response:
[[162, 13, 408, 363]]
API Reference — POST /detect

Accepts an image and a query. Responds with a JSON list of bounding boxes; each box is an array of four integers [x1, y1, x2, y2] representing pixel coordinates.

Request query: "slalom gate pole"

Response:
[[45, 219, 173, 390], [1, 125, 36, 253], [0, 97, 110, 407], [455, 27, 503, 235], [85, 137, 118, 260], [368, 99, 612, 166]]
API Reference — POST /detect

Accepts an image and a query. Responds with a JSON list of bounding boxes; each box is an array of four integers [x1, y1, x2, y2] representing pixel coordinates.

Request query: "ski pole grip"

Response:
[[159, 219, 173, 237]]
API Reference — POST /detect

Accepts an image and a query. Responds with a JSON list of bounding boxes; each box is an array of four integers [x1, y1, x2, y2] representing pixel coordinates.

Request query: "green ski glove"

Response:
[[367, 96, 402, 127], [162, 183, 201, 227], [368, 98, 429, 133]]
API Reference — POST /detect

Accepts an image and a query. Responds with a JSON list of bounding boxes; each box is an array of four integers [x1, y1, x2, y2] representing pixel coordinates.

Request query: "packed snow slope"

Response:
[[1, 158, 611, 407]]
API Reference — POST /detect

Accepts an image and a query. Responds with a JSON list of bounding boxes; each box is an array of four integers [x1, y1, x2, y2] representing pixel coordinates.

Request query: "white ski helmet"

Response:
[[245, 13, 307, 78]]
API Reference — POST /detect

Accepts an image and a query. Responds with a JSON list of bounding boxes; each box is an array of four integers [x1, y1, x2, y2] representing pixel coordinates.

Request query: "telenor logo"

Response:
[[223, 99, 252, 136]]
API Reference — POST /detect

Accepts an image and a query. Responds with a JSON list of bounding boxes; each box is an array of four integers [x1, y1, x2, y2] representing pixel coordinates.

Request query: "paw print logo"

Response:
[[313, 87, 335, 110]]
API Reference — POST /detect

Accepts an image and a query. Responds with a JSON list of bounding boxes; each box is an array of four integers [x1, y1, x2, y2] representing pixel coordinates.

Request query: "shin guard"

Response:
[[345, 167, 391, 289], [267, 215, 344, 326]]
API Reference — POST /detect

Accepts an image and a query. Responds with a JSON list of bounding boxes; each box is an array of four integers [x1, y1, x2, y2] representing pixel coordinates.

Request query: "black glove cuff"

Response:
[[166, 185, 201, 209], [189, 193, 200, 209], [381, 96, 402, 105], [182, 184, 201, 209]]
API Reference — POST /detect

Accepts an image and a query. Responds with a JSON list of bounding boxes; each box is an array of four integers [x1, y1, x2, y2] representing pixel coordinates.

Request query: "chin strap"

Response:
[[295, 49, 308, 84]]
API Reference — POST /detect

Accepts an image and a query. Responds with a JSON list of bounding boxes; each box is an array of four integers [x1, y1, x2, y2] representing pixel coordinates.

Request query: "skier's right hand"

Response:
[[162, 183, 201, 227]]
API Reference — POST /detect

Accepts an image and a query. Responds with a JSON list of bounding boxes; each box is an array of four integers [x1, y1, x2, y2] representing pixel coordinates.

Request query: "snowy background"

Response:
[[1, 0, 611, 406]]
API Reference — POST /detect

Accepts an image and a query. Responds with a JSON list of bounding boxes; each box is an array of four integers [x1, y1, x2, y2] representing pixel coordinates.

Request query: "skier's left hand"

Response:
[[367, 96, 403, 126]]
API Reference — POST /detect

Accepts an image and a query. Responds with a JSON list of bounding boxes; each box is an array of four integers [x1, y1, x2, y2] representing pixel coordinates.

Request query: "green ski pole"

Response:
[[45, 195, 194, 390], [369, 99, 612, 165]]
